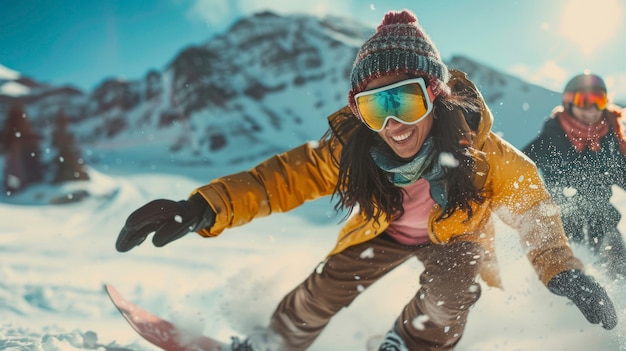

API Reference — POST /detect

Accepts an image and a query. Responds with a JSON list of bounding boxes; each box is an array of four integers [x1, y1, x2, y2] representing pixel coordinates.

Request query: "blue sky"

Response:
[[2, 0, 625, 101]]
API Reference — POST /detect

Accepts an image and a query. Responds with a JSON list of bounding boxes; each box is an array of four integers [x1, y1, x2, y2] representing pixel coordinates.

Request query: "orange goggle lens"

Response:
[[355, 78, 433, 132], [566, 91, 608, 110]]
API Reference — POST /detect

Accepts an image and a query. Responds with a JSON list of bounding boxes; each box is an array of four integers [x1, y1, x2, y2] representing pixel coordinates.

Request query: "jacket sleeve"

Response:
[[191, 138, 340, 236], [485, 133, 583, 285]]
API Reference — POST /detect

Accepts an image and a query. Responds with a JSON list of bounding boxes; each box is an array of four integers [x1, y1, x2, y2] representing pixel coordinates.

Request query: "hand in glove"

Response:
[[547, 269, 617, 330], [116, 193, 215, 252]]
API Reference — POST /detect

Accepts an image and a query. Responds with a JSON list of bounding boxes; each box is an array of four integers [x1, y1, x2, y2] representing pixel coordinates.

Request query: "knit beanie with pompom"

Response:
[[347, 9, 450, 117]]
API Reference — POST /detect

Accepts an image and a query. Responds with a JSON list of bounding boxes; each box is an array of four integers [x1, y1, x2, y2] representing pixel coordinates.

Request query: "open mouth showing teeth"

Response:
[[391, 131, 412, 142]]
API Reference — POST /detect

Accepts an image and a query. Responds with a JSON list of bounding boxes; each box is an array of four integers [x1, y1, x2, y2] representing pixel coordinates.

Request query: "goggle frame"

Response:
[[354, 77, 435, 132]]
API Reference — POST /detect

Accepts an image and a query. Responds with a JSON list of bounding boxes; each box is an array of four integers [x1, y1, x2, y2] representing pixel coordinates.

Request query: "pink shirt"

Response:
[[386, 178, 435, 245]]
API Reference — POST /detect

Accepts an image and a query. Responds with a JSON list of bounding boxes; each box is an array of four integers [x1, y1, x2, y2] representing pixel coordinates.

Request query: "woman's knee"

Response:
[[417, 242, 484, 314]]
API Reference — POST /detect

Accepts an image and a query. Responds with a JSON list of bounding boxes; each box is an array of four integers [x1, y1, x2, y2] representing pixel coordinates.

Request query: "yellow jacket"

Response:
[[192, 71, 582, 288]]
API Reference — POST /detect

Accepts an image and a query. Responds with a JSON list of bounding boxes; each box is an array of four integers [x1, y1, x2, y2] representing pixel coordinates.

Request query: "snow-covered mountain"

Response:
[[0, 11, 562, 169], [0, 65, 43, 97]]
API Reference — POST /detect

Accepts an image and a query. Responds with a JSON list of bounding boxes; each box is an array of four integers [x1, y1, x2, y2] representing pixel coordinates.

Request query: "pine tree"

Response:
[[2, 101, 45, 194], [51, 108, 89, 183]]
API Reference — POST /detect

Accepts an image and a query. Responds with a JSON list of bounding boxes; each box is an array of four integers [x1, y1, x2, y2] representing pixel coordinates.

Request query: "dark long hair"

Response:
[[325, 89, 486, 224]]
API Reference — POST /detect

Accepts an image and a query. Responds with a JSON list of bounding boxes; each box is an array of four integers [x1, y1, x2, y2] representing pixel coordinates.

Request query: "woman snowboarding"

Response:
[[116, 10, 617, 351]]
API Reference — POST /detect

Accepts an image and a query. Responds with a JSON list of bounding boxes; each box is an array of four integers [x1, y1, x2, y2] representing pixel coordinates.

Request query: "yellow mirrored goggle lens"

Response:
[[355, 78, 432, 132], [572, 91, 608, 110]]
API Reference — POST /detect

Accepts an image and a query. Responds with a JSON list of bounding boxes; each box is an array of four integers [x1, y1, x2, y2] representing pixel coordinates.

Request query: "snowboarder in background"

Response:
[[116, 10, 617, 351], [523, 73, 626, 279]]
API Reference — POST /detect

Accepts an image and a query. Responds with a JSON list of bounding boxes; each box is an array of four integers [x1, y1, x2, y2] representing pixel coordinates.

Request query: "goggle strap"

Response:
[[426, 85, 435, 104]]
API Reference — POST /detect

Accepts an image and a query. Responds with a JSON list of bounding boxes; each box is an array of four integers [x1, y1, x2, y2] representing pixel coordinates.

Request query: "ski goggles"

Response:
[[354, 78, 434, 132], [564, 90, 608, 110]]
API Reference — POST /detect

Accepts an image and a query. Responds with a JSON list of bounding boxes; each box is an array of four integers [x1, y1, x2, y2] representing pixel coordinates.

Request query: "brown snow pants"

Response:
[[269, 233, 484, 350]]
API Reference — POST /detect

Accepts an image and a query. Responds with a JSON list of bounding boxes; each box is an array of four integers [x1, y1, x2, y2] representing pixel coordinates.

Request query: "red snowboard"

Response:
[[104, 283, 230, 351]]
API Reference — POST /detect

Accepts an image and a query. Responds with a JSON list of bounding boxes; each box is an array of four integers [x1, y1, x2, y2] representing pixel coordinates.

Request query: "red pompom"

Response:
[[378, 10, 417, 30]]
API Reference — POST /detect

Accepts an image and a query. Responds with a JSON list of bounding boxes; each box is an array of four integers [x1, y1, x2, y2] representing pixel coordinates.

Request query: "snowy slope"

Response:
[[0, 157, 625, 351]]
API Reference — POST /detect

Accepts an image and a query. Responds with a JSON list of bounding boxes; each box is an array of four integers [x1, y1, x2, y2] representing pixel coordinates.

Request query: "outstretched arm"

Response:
[[489, 136, 617, 330], [192, 139, 340, 236]]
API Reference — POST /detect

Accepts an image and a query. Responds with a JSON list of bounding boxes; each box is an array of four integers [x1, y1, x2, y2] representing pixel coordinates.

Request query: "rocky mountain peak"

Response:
[[0, 12, 561, 169]]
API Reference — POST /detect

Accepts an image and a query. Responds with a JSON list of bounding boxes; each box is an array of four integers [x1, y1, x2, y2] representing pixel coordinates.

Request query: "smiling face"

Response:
[[364, 74, 434, 159]]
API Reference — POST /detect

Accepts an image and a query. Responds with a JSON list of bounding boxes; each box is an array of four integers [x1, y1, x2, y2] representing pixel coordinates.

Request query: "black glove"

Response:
[[547, 269, 617, 330], [116, 193, 215, 252]]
